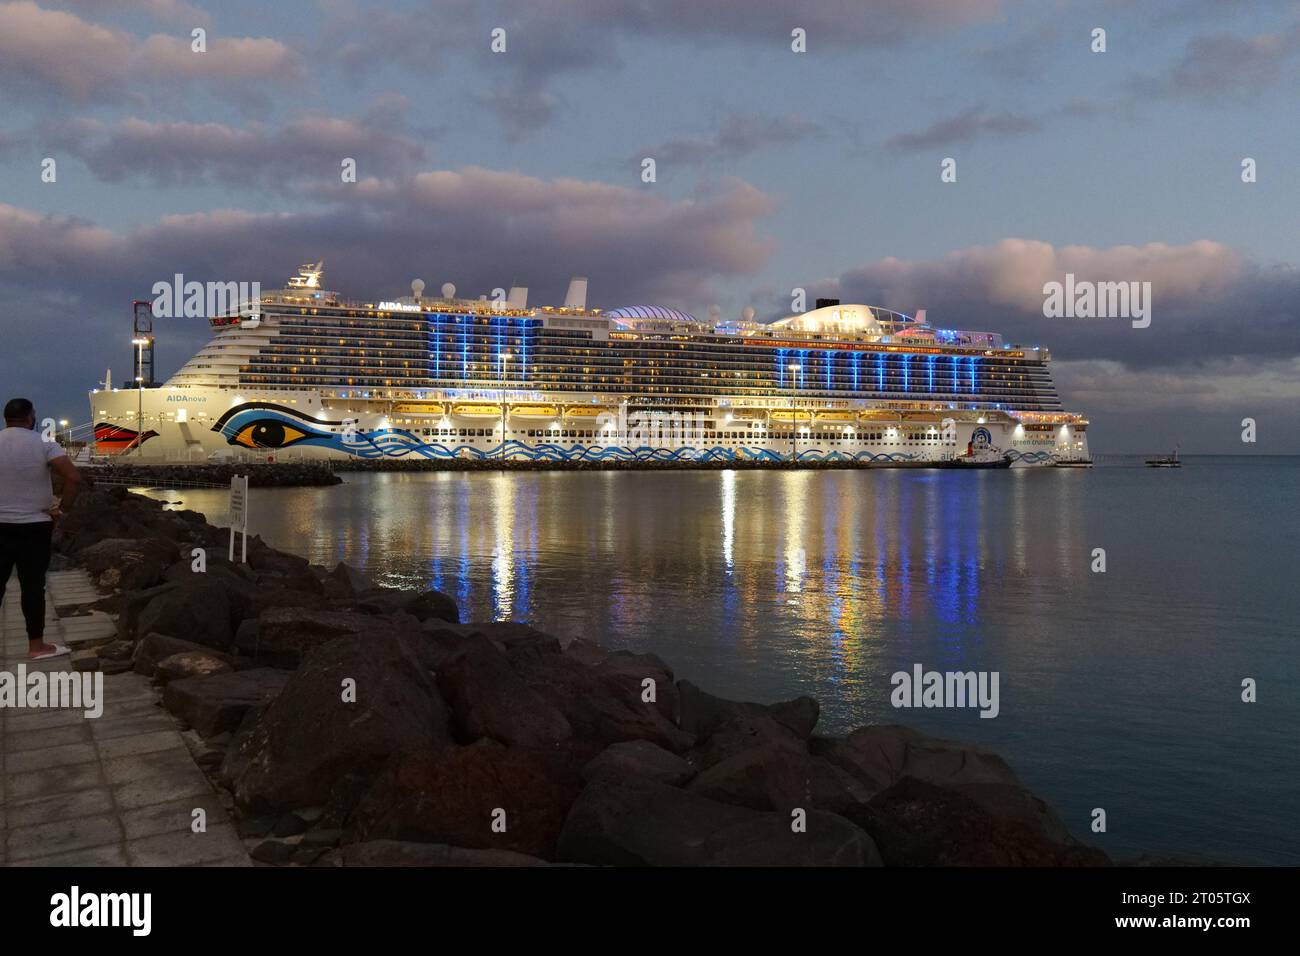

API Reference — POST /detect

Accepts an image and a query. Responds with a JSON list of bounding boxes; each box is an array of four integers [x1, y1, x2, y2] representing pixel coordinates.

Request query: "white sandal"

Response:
[[29, 643, 71, 660]]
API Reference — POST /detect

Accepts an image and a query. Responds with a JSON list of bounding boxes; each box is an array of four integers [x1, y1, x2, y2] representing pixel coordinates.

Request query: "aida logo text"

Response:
[[891, 664, 1000, 718], [1042, 273, 1152, 328], [50, 887, 151, 936]]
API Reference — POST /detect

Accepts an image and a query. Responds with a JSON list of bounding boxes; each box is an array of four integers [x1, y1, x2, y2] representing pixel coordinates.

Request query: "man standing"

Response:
[[0, 398, 82, 659]]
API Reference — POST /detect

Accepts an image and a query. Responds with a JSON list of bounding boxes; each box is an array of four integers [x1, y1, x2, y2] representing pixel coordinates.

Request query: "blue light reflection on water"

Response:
[[146, 459, 1300, 865]]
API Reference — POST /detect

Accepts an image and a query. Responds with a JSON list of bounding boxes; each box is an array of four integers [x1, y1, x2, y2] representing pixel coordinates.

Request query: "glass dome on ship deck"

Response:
[[768, 304, 912, 335], [605, 305, 702, 328]]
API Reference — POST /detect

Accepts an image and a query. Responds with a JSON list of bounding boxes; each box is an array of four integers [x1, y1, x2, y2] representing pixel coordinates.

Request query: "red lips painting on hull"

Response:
[[94, 423, 159, 454]]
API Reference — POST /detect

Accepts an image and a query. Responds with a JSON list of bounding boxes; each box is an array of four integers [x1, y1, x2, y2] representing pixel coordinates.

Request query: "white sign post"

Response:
[[228, 475, 249, 563]]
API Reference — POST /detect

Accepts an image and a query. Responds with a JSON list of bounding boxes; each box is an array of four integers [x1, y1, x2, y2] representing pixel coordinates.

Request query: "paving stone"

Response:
[[6, 812, 122, 862], [9, 843, 130, 867], [3, 568, 250, 867], [105, 749, 207, 786], [6, 787, 114, 829], [3, 722, 92, 752], [93, 699, 165, 723], [5, 741, 99, 774], [2, 709, 89, 733], [121, 793, 228, 841], [89, 713, 178, 741], [7, 761, 105, 803], [126, 823, 245, 866], [113, 769, 212, 811], [96, 729, 187, 761]]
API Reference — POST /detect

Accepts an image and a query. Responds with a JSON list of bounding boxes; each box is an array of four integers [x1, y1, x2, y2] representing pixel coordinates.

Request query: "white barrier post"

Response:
[[228, 474, 249, 563]]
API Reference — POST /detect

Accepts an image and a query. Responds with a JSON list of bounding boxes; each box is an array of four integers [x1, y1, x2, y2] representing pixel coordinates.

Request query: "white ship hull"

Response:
[[89, 385, 1089, 466]]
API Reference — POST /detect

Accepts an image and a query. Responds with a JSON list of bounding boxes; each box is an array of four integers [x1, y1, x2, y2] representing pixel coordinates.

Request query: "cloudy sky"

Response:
[[1, 0, 1297, 452]]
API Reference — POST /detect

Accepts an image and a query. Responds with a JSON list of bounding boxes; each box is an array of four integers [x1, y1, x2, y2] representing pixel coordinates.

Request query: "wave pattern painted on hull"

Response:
[[1005, 449, 1059, 464], [210, 403, 927, 462]]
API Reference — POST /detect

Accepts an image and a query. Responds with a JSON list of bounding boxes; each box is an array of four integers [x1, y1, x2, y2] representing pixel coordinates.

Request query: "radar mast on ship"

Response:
[[286, 261, 325, 289]]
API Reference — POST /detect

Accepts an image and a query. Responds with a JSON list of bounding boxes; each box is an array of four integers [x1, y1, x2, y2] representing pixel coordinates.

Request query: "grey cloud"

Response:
[[1131, 24, 1300, 98], [884, 106, 1039, 150], [34, 103, 429, 187], [0, 1, 302, 104], [816, 238, 1300, 370], [633, 114, 822, 167]]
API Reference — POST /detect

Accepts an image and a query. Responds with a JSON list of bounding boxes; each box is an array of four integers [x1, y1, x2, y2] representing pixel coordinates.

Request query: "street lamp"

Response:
[[499, 352, 512, 460], [131, 337, 148, 457], [787, 363, 801, 462], [58, 419, 69, 444]]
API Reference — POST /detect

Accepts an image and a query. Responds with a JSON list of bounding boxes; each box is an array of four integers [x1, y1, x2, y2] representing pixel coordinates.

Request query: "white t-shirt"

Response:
[[0, 426, 66, 523]]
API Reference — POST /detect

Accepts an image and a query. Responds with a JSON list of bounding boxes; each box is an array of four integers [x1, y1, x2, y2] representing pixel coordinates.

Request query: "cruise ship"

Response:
[[90, 263, 1091, 465]]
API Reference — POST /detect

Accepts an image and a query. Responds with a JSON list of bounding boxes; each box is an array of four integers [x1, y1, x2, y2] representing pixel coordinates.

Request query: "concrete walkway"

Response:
[[2, 570, 250, 866]]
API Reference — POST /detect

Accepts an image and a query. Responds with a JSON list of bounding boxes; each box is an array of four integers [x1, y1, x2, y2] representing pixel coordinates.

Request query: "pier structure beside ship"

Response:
[[89, 264, 1091, 467]]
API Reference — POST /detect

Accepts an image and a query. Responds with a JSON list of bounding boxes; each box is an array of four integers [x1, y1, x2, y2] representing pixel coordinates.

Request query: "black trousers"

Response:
[[0, 521, 53, 641]]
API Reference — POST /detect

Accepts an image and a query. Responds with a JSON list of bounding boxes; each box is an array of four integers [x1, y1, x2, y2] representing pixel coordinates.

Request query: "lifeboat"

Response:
[[814, 410, 856, 425], [857, 409, 900, 423], [451, 403, 501, 418], [726, 407, 769, 421], [393, 402, 445, 415], [770, 409, 813, 424], [564, 405, 613, 420], [508, 403, 560, 419]]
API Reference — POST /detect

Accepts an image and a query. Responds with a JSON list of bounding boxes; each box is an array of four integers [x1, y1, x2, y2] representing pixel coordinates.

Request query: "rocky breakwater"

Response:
[[57, 485, 1108, 867], [87, 462, 342, 487]]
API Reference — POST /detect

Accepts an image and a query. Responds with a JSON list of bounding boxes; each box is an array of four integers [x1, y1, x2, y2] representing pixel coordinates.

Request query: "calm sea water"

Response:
[[140, 457, 1300, 865]]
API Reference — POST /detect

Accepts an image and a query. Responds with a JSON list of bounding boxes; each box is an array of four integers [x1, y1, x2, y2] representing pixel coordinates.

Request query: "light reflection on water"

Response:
[[140, 459, 1300, 865]]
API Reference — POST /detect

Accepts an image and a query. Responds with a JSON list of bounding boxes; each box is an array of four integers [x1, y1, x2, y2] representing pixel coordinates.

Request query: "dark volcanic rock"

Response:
[[154, 651, 233, 684], [436, 635, 572, 748], [245, 606, 419, 666], [133, 632, 233, 677], [850, 777, 1107, 866], [402, 588, 459, 624], [163, 668, 290, 737], [227, 633, 452, 814], [137, 579, 239, 650], [112, 584, 178, 642], [97, 639, 135, 662], [688, 711, 807, 771], [562, 638, 609, 667], [556, 774, 879, 867], [814, 726, 1078, 842], [512, 652, 694, 756], [677, 679, 819, 739], [687, 743, 871, 815], [323, 561, 373, 599], [582, 740, 694, 786], [348, 741, 581, 859], [319, 840, 547, 867], [250, 840, 296, 865], [354, 588, 460, 625], [594, 650, 679, 725], [78, 536, 178, 591]]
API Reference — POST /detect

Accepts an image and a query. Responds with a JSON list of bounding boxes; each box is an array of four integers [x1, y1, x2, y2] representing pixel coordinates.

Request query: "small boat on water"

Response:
[[1055, 460, 1094, 468], [1145, 447, 1181, 468], [952, 446, 1012, 469]]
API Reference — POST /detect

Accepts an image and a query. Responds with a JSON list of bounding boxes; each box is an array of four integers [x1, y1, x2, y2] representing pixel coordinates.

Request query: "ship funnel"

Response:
[[507, 286, 529, 308], [914, 309, 927, 324], [563, 277, 588, 311]]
